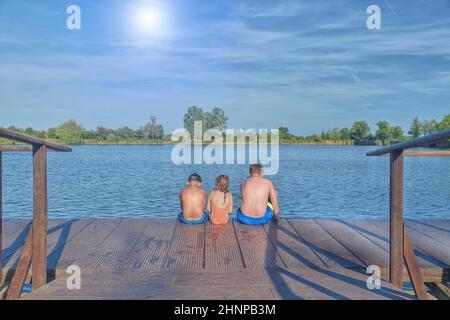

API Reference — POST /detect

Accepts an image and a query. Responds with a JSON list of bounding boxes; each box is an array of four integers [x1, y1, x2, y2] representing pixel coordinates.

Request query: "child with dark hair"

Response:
[[179, 173, 208, 224]]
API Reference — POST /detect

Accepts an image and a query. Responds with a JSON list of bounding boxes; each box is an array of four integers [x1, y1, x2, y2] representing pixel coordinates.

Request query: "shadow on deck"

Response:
[[2, 218, 450, 300]]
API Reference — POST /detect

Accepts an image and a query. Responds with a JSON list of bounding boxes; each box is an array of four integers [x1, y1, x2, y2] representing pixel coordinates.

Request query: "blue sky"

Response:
[[1, 0, 450, 135]]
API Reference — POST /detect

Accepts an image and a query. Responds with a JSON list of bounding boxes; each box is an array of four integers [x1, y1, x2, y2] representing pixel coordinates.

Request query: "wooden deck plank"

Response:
[[22, 268, 416, 300], [2, 221, 32, 265], [3, 219, 69, 270], [263, 220, 327, 268], [2, 217, 449, 300], [408, 220, 450, 244], [164, 222, 205, 269], [205, 222, 244, 269], [371, 220, 450, 267], [315, 219, 389, 267], [45, 219, 94, 269], [2, 219, 30, 237], [233, 219, 285, 268], [123, 219, 176, 270], [87, 219, 149, 270], [288, 219, 364, 268], [341, 219, 443, 268], [47, 219, 122, 270], [418, 220, 450, 232]]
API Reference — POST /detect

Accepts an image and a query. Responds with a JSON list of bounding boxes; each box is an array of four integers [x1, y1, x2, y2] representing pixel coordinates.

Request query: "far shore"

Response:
[[1, 139, 449, 148]]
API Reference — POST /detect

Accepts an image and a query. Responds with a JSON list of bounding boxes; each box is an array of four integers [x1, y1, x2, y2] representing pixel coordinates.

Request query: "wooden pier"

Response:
[[2, 128, 450, 300], [2, 218, 450, 300]]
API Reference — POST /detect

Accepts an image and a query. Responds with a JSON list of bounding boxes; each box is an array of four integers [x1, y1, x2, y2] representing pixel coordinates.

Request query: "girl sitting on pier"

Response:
[[207, 175, 234, 225]]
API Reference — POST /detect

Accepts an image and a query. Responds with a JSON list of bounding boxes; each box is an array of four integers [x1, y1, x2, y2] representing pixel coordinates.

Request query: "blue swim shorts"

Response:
[[178, 211, 209, 224]]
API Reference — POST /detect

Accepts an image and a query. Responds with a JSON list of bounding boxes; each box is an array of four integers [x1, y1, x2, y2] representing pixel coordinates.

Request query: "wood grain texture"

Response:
[[32, 144, 47, 289], [263, 220, 326, 268], [123, 219, 176, 270], [6, 227, 32, 300], [205, 221, 244, 269], [1, 218, 448, 300], [164, 221, 205, 269], [288, 219, 364, 268], [315, 219, 389, 267], [233, 219, 285, 268], [390, 150, 404, 289]]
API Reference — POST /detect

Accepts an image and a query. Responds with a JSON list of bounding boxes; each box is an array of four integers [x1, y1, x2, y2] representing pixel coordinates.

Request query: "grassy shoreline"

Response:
[[1, 138, 448, 148]]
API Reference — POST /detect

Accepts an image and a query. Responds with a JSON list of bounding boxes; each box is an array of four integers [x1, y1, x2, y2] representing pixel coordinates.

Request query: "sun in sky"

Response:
[[128, 3, 171, 40]]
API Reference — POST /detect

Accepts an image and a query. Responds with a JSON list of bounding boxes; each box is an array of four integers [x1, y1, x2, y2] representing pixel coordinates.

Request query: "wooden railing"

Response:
[[0, 128, 71, 299], [367, 129, 450, 300]]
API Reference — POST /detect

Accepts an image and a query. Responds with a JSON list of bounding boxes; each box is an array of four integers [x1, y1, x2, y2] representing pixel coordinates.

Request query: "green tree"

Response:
[[117, 126, 135, 140], [47, 127, 57, 139], [390, 126, 404, 140], [96, 126, 113, 140], [55, 119, 85, 144], [278, 127, 293, 140], [183, 106, 206, 135], [350, 121, 371, 142], [439, 114, 450, 131], [145, 115, 164, 140], [206, 107, 228, 131], [375, 121, 391, 144], [408, 117, 422, 138], [421, 119, 440, 135], [328, 128, 341, 140], [183, 106, 228, 135], [340, 128, 351, 140], [106, 133, 117, 143]]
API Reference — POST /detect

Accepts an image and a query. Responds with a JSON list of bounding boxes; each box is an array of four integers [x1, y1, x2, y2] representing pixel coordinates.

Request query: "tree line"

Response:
[[280, 114, 450, 145], [2, 107, 449, 146], [3, 116, 165, 145]]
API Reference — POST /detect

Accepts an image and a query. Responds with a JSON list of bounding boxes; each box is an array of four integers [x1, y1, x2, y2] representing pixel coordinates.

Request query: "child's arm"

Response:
[[228, 193, 234, 214], [206, 192, 212, 212], [179, 190, 184, 211]]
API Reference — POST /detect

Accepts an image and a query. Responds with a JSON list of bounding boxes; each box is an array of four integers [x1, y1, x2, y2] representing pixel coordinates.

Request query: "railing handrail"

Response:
[[366, 129, 450, 156], [0, 127, 72, 152]]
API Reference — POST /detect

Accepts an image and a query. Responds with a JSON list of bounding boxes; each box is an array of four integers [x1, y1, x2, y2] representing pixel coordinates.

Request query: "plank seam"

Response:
[[368, 220, 448, 268], [286, 219, 330, 268], [337, 219, 389, 254], [231, 220, 247, 269], [202, 222, 206, 269], [313, 219, 368, 267], [51, 219, 95, 252], [113, 220, 153, 270], [161, 219, 179, 269], [261, 223, 288, 268]]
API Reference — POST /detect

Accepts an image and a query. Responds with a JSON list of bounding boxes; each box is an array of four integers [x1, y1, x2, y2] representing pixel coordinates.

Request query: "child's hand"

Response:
[[272, 213, 280, 222]]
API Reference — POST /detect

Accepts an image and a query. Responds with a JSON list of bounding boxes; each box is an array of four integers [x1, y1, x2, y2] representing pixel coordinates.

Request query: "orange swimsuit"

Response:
[[209, 191, 232, 225]]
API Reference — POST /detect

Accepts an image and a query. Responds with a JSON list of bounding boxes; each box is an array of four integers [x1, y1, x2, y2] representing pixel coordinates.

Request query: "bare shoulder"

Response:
[[262, 177, 274, 186]]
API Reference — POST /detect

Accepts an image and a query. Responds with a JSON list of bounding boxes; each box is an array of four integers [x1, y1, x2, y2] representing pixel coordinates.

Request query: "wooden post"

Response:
[[6, 228, 33, 300], [32, 144, 47, 289], [390, 150, 404, 289], [403, 226, 429, 299]]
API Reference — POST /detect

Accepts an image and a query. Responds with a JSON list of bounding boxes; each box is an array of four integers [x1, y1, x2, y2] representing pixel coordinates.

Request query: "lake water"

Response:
[[2, 145, 449, 219]]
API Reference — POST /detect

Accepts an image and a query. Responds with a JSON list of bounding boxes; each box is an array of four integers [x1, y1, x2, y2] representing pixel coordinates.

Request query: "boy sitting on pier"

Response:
[[179, 173, 208, 224], [237, 163, 280, 224]]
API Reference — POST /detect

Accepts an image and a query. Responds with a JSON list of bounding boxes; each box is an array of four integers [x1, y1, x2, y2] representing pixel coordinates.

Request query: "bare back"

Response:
[[207, 190, 233, 224], [241, 176, 277, 218], [180, 186, 206, 220]]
